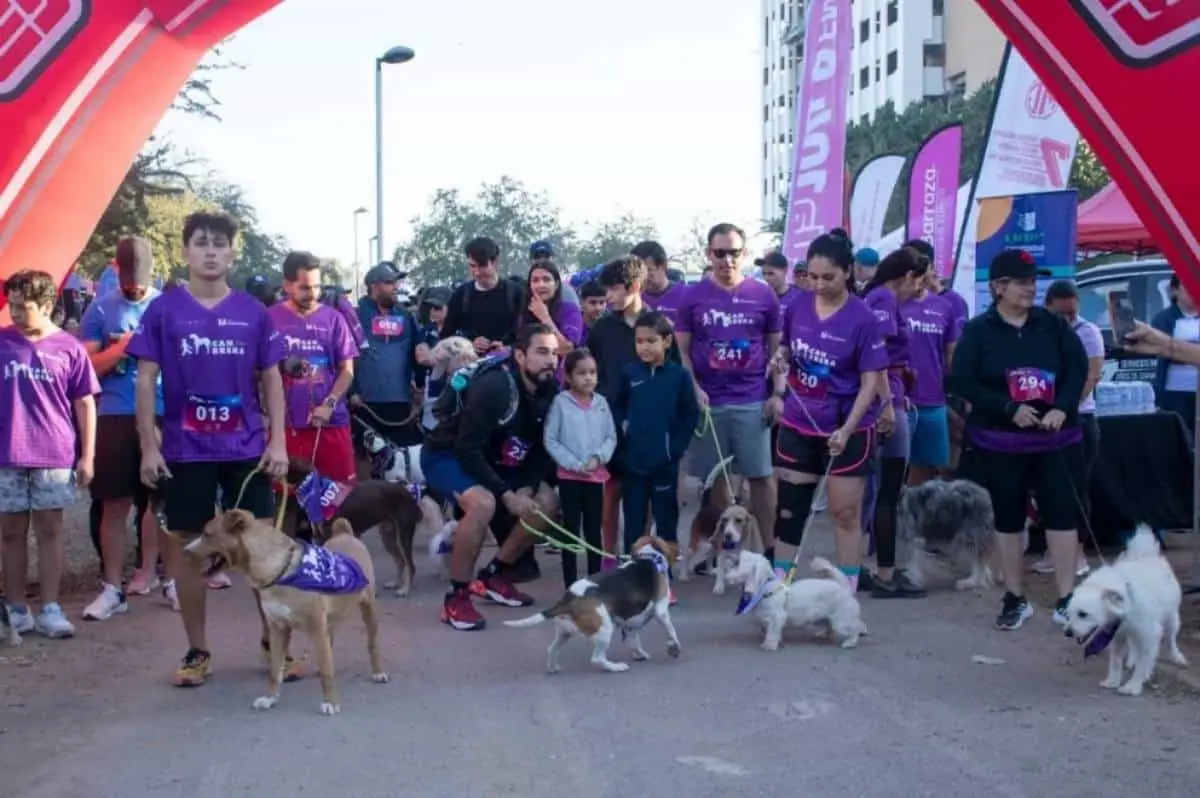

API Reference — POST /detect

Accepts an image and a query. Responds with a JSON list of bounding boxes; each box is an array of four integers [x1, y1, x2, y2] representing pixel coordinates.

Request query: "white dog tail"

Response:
[[1123, 524, 1161, 559], [810, 557, 852, 594]]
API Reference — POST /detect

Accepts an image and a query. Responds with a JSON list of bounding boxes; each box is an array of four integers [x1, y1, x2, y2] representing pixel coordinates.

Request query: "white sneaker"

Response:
[[162, 580, 180, 612], [1075, 556, 1090, 578], [126, 568, 160, 596], [8, 605, 34, 634], [35, 603, 75, 638], [206, 572, 232, 590], [1029, 556, 1054, 574], [82, 584, 128, 621]]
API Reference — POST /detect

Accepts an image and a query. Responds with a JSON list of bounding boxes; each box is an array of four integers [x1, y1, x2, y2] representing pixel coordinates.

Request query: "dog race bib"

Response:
[[274, 544, 369, 595], [371, 315, 404, 337], [788, 360, 831, 400], [499, 436, 530, 467], [708, 339, 751, 370], [182, 394, 245, 434], [1006, 368, 1056, 404], [296, 472, 353, 526]]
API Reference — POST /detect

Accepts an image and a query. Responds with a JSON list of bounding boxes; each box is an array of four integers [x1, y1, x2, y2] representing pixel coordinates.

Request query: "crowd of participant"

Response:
[[0, 208, 1156, 687]]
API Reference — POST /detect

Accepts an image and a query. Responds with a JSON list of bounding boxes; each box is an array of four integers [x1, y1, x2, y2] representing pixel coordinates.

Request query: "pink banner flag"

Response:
[[782, 0, 853, 261], [905, 124, 963, 279]]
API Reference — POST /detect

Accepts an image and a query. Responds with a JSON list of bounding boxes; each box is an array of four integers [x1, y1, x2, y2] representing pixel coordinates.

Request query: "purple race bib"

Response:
[[275, 544, 369, 594], [297, 472, 353, 526], [182, 394, 245, 434], [500, 436, 530, 467], [1006, 368, 1056, 404]]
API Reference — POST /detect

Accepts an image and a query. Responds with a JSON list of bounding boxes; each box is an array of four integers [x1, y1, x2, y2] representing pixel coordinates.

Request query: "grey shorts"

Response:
[[688, 401, 773, 481], [0, 468, 77, 514]]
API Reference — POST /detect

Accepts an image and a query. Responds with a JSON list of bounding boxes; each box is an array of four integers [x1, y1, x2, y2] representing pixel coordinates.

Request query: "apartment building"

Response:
[[944, 0, 1006, 97], [760, 0, 950, 221]]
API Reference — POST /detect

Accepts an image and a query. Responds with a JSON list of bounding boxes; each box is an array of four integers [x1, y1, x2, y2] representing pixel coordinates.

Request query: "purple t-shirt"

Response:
[[267, 304, 358, 430], [553, 300, 586, 346], [643, 281, 688, 330], [0, 329, 99, 469], [941, 288, 969, 336], [335, 296, 367, 350], [780, 292, 887, 435], [128, 289, 286, 464], [901, 293, 961, 407], [776, 286, 801, 314], [863, 286, 910, 408], [676, 279, 783, 406]]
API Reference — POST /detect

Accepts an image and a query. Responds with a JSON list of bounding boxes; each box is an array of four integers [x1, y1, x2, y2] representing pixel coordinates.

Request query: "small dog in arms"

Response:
[[504, 536, 681, 674], [1062, 525, 1188, 697], [725, 551, 867, 651]]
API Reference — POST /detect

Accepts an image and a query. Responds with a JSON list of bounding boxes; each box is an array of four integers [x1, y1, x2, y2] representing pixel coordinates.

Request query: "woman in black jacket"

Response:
[[947, 249, 1088, 632]]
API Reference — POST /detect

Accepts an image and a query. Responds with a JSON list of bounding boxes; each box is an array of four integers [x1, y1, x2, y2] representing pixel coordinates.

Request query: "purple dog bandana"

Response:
[[296, 471, 352, 526], [1084, 622, 1120, 658], [275, 544, 369, 594]]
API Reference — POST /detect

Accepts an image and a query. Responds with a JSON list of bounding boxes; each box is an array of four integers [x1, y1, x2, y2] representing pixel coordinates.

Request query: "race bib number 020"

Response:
[[1006, 368, 1056, 404], [183, 394, 245, 434]]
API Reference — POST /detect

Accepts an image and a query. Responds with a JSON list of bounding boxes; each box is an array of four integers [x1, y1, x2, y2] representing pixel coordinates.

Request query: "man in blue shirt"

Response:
[[79, 237, 166, 622]]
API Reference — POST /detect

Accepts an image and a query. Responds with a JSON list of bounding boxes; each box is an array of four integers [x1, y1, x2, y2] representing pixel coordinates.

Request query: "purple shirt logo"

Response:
[[267, 305, 358, 430], [901, 294, 960, 407], [275, 544, 369, 595]]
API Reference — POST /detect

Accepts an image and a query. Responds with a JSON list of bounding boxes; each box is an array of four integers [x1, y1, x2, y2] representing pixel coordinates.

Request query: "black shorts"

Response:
[[958, 443, 1084, 534], [352, 402, 420, 452], [773, 425, 876, 477], [161, 458, 276, 536], [90, 415, 150, 502]]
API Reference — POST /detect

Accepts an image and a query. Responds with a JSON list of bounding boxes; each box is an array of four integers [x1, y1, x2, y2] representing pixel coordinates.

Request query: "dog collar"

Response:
[[635, 547, 670, 577], [264, 542, 302, 588], [736, 576, 782, 616]]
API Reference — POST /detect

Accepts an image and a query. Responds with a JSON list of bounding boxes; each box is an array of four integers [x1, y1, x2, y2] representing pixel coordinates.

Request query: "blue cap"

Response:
[[854, 247, 880, 266], [530, 240, 554, 258], [246, 274, 267, 288]]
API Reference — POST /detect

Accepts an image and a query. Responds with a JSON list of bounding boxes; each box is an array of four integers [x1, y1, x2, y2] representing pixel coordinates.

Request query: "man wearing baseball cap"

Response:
[[754, 250, 799, 312], [853, 247, 880, 293]]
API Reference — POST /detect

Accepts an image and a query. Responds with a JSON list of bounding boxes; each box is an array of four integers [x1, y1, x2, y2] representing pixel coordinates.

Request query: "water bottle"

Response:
[[1094, 382, 1113, 417], [1137, 381, 1155, 414]]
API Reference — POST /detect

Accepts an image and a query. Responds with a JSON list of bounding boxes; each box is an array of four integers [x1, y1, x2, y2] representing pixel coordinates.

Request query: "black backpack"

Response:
[[460, 278, 524, 327], [431, 352, 521, 428]]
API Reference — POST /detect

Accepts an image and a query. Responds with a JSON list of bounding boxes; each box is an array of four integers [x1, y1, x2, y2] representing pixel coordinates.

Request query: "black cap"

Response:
[[423, 286, 451, 307], [529, 240, 554, 258], [364, 262, 402, 284], [987, 248, 1051, 281], [1044, 280, 1078, 301], [754, 251, 789, 270]]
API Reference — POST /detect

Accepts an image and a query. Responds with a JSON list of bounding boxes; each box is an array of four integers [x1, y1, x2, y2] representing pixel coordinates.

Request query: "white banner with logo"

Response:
[[950, 46, 1080, 313], [849, 154, 906, 248]]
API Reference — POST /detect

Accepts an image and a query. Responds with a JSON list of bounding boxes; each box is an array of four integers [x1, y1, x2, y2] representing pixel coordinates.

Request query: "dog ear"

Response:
[[630, 535, 654, 554], [1100, 587, 1127, 615], [655, 537, 677, 564], [743, 510, 761, 547], [222, 509, 254, 535]]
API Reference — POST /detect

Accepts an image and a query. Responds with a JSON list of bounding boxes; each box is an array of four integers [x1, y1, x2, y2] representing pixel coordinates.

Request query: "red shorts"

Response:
[[284, 426, 357, 489]]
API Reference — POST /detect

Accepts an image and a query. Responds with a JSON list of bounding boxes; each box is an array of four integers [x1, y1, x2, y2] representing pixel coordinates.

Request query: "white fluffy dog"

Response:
[[1062, 525, 1188, 697], [725, 551, 867, 651]]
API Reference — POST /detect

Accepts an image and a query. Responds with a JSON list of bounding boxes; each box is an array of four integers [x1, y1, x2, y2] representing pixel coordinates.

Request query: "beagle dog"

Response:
[[504, 536, 682, 673]]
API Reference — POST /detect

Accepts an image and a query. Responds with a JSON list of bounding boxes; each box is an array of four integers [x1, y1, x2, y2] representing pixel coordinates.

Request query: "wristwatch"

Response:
[[323, 395, 339, 410]]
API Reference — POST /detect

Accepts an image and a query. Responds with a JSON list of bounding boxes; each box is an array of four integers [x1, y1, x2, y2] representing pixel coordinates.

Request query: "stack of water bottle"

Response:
[[1094, 381, 1156, 417]]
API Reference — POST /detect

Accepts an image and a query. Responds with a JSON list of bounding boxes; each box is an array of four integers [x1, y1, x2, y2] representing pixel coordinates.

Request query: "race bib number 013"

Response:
[[182, 394, 245, 434], [1006, 368, 1056, 404], [708, 339, 751, 370]]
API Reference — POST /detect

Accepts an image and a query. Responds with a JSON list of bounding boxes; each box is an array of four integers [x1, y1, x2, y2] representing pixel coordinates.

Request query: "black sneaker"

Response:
[[995, 592, 1033, 631], [872, 570, 927, 599], [857, 569, 877, 594]]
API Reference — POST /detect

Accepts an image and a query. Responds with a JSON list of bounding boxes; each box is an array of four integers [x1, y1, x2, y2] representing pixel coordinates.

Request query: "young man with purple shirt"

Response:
[[0, 270, 99, 639], [675, 223, 782, 556], [128, 211, 290, 687], [756, 250, 800, 313], [633, 240, 687, 328]]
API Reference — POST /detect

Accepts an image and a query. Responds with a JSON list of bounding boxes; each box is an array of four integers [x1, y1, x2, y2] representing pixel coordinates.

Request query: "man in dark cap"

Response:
[[79, 236, 166, 621]]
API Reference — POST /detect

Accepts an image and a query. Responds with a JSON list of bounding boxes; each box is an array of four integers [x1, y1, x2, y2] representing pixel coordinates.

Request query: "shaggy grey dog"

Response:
[[897, 479, 997, 591]]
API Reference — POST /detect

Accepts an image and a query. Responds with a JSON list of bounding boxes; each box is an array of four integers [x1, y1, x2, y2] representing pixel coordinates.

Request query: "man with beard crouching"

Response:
[[420, 324, 561, 631]]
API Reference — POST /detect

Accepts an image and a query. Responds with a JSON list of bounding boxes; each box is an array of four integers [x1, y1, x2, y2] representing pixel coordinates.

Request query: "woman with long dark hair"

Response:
[[859, 247, 927, 598], [519, 261, 584, 354]]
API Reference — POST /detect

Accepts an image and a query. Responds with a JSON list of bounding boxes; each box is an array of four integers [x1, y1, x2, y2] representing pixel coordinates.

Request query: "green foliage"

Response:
[[572, 213, 658, 270], [1069, 140, 1110, 203]]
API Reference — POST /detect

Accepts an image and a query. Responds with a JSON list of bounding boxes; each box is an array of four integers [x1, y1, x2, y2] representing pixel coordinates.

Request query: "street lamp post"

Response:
[[368, 235, 380, 264], [375, 45, 415, 267], [352, 206, 368, 293]]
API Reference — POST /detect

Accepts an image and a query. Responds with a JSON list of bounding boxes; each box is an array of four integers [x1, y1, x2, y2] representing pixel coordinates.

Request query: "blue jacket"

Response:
[[614, 359, 700, 474], [353, 297, 417, 404]]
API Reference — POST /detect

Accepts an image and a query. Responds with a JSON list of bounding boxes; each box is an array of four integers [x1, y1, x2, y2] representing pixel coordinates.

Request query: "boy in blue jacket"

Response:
[[614, 311, 700, 558]]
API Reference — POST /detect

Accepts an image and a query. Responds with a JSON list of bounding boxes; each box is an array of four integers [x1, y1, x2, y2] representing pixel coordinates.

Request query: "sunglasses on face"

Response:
[[711, 248, 744, 260]]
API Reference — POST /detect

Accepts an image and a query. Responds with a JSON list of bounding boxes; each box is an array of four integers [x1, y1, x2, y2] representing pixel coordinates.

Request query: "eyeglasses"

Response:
[[710, 248, 744, 260]]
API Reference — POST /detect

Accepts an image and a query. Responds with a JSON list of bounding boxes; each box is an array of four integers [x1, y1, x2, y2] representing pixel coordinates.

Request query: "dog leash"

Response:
[[159, 464, 289, 539], [694, 407, 737, 502]]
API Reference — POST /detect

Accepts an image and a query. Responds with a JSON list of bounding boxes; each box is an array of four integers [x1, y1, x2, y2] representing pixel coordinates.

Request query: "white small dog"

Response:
[[1062, 525, 1188, 697], [725, 551, 867, 651]]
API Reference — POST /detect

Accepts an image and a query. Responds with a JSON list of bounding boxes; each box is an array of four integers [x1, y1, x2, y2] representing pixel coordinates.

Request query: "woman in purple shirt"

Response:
[[769, 232, 886, 590], [860, 248, 928, 598], [519, 261, 584, 354]]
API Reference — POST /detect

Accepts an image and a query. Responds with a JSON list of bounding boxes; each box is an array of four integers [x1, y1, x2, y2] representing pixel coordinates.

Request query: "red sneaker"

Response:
[[441, 590, 486, 631], [470, 573, 534, 607]]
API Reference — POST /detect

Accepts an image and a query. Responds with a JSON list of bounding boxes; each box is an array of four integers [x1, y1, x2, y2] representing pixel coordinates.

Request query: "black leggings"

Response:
[[873, 457, 908, 569], [558, 480, 604, 587]]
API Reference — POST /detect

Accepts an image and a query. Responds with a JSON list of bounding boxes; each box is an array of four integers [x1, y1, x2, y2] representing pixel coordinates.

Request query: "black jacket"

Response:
[[440, 280, 524, 346], [586, 313, 639, 405], [947, 305, 1088, 432], [423, 363, 555, 496], [614, 359, 700, 474]]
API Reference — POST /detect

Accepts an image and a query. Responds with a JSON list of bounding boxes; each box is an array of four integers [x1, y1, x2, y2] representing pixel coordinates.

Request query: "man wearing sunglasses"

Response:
[[674, 223, 782, 564]]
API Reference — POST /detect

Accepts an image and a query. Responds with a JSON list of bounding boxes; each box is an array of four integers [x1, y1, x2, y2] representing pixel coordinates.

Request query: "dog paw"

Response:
[[1170, 652, 1189, 667], [840, 639, 859, 649], [393, 587, 409, 599], [546, 662, 561, 675], [666, 642, 681, 659], [372, 672, 390, 684], [1117, 682, 1144, 697], [632, 649, 651, 661], [252, 695, 279, 711], [320, 702, 342, 715], [1100, 677, 1121, 689], [712, 582, 726, 596], [761, 641, 780, 652], [381, 579, 399, 590]]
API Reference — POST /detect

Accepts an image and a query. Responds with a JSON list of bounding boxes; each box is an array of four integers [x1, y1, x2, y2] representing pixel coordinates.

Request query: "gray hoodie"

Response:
[[544, 391, 617, 473]]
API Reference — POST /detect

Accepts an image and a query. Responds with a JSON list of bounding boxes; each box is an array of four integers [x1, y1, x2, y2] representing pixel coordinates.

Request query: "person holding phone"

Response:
[[1144, 275, 1199, 439], [947, 249, 1089, 632]]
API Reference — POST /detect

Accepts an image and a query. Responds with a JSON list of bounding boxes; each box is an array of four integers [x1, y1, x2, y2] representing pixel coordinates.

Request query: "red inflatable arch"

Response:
[[0, 0, 282, 316]]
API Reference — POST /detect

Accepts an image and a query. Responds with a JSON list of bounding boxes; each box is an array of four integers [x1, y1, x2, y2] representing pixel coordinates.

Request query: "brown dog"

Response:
[[186, 511, 388, 715], [290, 461, 422, 598]]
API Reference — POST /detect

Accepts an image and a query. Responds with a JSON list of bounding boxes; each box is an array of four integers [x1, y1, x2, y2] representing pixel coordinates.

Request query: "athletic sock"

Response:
[[449, 580, 469, 594], [839, 565, 861, 592], [773, 559, 792, 579]]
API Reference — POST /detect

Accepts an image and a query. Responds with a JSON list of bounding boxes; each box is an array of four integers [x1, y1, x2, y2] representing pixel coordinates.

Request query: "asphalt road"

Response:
[[2, 529, 1197, 798]]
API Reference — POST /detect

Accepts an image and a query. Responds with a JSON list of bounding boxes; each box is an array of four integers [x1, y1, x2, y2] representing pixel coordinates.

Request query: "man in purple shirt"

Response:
[[755, 251, 800, 312], [633, 240, 688, 329], [676, 223, 783, 556]]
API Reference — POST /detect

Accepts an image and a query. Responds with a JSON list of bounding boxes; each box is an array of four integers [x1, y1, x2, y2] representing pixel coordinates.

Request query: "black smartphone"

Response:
[[1107, 290, 1137, 342]]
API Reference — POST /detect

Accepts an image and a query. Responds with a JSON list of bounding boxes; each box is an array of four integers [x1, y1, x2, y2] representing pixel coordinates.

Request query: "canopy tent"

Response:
[[1076, 182, 1158, 255]]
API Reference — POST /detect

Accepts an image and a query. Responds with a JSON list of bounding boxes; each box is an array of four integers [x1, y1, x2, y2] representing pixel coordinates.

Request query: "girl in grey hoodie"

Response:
[[545, 349, 617, 586]]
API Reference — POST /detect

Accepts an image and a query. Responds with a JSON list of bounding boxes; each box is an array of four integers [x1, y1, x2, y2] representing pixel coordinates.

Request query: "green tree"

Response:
[[674, 217, 710, 275], [1069, 139, 1110, 202], [572, 213, 658, 270], [396, 176, 575, 286]]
